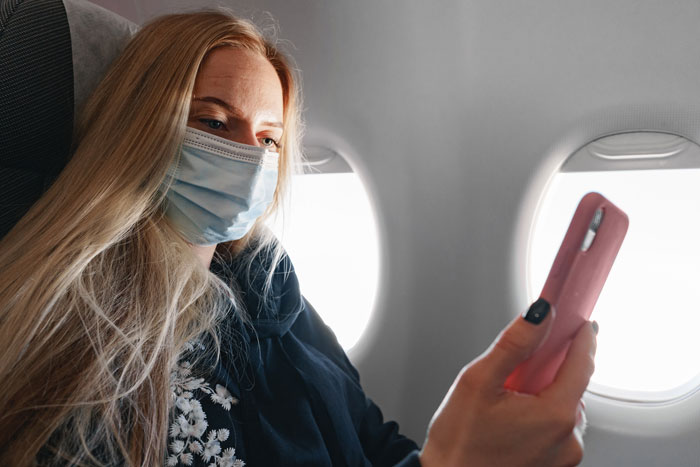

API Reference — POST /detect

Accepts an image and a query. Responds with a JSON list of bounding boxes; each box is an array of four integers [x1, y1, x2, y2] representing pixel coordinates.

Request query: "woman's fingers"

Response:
[[553, 431, 585, 467], [476, 307, 555, 392], [420, 307, 598, 467], [542, 321, 598, 411]]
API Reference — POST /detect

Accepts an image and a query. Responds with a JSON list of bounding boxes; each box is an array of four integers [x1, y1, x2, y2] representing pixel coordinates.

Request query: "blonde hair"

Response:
[[0, 11, 302, 466]]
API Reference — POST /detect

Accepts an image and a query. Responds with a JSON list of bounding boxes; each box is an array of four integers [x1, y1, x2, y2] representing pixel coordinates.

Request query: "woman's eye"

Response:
[[260, 137, 280, 149], [199, 119, 225, 130]]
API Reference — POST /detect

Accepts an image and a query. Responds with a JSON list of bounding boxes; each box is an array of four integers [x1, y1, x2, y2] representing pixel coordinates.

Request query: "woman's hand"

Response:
[[419, 310, 597, 467]]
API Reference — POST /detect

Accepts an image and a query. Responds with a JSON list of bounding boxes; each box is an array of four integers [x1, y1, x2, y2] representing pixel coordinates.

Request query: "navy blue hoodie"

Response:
[[165, 247, 421, 466]]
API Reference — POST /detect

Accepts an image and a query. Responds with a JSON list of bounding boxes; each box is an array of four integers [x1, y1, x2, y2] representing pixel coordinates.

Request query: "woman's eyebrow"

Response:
[[262, 120, 283, 129], [192, 96, 283, 128], [192, 96, 244, 117]]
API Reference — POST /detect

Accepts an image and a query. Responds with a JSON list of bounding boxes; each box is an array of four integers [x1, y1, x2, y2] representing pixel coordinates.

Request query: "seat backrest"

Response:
[[0, 0, 135, 240]]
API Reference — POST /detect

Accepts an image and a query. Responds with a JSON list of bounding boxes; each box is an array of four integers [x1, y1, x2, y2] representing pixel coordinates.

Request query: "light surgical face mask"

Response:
[[162, 126, 279, 246]]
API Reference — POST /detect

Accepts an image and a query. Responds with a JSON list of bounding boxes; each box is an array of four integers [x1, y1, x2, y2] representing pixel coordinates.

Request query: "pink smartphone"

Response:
[[504, 192, 628, 394]]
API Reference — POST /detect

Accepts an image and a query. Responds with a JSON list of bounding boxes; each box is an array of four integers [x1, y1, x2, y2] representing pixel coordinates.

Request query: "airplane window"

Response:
[[528, 132, 700, 403], [266, 146, 380, 351]]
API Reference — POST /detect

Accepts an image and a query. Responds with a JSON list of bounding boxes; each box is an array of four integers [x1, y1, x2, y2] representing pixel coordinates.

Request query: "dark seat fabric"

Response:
[[0, 0, 73, 240]]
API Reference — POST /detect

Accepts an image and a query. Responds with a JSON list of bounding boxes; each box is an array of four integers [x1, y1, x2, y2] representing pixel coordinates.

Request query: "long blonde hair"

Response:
[[0, 11, 302, 466]]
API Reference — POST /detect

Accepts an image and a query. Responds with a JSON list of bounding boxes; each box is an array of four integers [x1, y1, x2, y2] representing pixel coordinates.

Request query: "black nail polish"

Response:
[[523, 298, 550, 325], [592, 320, 599, 335]]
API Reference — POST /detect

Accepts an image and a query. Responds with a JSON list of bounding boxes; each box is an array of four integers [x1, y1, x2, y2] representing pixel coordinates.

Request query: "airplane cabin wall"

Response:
[[86, 1, 700, 465]]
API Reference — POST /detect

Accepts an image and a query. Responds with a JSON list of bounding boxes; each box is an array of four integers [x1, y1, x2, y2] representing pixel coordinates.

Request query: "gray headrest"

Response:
[[64, 0, 137, 115]]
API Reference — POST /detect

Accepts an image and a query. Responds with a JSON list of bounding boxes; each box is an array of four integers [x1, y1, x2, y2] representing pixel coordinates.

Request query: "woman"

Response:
[[0, 10, 596, 466]]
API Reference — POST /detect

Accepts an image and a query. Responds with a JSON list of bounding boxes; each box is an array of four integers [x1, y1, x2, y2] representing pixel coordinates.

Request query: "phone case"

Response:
[[505, 192, 629, 394]]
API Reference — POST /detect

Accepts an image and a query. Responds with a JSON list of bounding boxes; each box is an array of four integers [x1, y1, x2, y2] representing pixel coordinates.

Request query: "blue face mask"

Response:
[[162, 126, 279, 246]]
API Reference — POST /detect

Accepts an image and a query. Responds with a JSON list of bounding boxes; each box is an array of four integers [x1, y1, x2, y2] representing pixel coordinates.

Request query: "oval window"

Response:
[[528, 132, 700, 402], [266, 144, 381, 351]]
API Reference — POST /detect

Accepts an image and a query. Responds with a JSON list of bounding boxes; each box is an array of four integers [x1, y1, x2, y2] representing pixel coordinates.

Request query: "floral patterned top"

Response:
[[167, 342, 244, 467]]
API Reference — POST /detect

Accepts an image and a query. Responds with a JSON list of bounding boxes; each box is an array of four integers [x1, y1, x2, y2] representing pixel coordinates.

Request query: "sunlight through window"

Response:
[[267, 172, 380, 351]]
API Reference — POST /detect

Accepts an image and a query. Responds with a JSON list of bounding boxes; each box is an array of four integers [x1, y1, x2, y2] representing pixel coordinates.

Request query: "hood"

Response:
[[211, 243, 304, 339]]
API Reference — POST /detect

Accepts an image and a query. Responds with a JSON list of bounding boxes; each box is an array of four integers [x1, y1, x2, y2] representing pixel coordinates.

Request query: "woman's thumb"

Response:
[[479, 299, 554, 390]]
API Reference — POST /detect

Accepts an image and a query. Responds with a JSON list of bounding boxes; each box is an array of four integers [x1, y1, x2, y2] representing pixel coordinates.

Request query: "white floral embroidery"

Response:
[[168, 343, 244, 466], [211, 385, 235, 411]]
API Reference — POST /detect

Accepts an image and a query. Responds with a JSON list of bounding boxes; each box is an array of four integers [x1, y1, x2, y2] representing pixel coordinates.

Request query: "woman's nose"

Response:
[[229, 126, 260, 147]]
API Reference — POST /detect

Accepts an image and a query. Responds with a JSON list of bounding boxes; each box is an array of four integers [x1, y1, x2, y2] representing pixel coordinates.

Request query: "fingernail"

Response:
[[592, 321, 599, 335], [522, 298, 550, 325]]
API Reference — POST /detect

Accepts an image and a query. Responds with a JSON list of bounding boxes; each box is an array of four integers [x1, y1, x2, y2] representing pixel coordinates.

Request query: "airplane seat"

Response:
[[0, 0, 135, 240]]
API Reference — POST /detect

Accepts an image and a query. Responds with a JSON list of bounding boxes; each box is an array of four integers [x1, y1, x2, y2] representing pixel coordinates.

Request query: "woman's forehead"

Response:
[[193, 47, 283, 117]]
